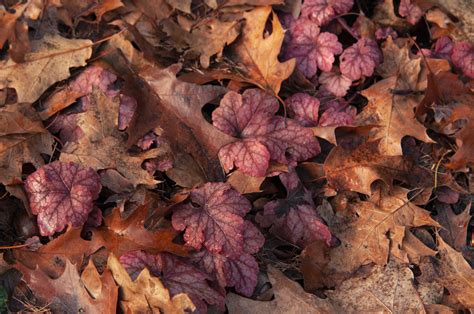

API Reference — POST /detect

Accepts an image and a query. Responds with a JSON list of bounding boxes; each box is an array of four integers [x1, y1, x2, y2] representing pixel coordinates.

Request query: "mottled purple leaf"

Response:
[[172, 182, 251, 256], [24, 161, 101, 236], [436, 187, 460, 204], [375, 27, 398, 40], [319, 70, 352, 97], [399, 0, 423, 25], [285, 93, 320, 127], [452, 40, 474, 78], [256, 170, 332, 246], [433, 36, 453, 60], [286, 18, 342, 77], [319, 100, 356, 126], [213, 89, 320, 177], [118, 94, 137, 131], [340, 38, 383, 80], [119, 250, 163, 280], [301, 0, 353, 26]]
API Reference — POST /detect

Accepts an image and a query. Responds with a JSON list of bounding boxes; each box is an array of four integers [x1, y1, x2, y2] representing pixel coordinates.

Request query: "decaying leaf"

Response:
[[0, 34, 92, 103], [107, 253, 195, 314], [231, 6, 296, 94], [226, 266, 335, 313]]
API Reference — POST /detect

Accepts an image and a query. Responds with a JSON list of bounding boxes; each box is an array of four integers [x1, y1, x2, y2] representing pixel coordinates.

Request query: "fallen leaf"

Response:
[[0, 34, 92, 103], [435, 203, 471, 251], [226, 266, 335, 313], [326, 261, 425, 312], [402, 229, 437, 264], [81, 259, 103, 299], [435, 236, 474, 308], [340, 38, 382, 81], [399, 0, 424, 25], [59, 88, 168, 188], [231, 6, 296, 94], [451, 40, 474, 78], [299, 240, 330, 292], [107, 253, 195, 314], [301, 0, 353, 26], [15, 259, 118, 313], [0, 103, 53, 185]]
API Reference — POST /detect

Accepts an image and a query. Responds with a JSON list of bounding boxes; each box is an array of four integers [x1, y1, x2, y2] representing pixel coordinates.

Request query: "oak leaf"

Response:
[[0, 104, 53, 185], [59, 88, 168, 188], [0, 34, 92, 103], [231, 6, 296, 94], [107, 253, 195, 314], [24, 161, 101, 236], [172, 182, 251, 256], [0, 2, 30, 62]]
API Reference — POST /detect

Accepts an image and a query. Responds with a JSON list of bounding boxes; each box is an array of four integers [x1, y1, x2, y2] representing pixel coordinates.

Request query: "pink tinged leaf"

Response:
[[136, 132, 159, 150], [399, 0, 423, 25], [301, 0, 353, 26], [70, 66, 118, 96], [318, 100, 357, 127], [49, 113, 83, 143], [452, 41, 474, 78], [435, 187, 460, 204], [118, 95, 137, 131], [375, 27, 398, 40], [85, 206, 103, 228], [24, 161, 101, 236], [119, 250, 163, 280], [319, 71, 352, 97], [219, 139, 270, 177], [285, 93, 320, 127], [144, 158, 173, 174], [286, 19, 342, 77], [340, 38, 383, 81], [256, 171, 332, 246], [433, 36, 453, 60], [171, 182, 251, 256]]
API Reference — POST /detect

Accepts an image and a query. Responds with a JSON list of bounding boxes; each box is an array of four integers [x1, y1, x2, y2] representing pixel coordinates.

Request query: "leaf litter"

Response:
[[0, 0, 473, 313]]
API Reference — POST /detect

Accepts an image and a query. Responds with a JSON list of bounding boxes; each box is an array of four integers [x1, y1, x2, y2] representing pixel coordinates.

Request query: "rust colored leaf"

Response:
[[231, 6, 296, 94]]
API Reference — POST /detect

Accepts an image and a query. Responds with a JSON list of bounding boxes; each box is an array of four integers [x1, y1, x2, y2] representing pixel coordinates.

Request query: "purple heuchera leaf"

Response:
[[375, 27, 398, 40], [24, 161, 101, 236], [319, 99, 357, 126], [301, 0, 353, 26], [319, 70, 352, 97], [452, 41, 474, 78], [433, 36, 453, 60], [340, 38, 383, 81], [191, 221, 264, 297], [118, 94, 137, 131], [256, 170, 332, 246], [172, 182, 251, 256], [119, 251, 224, 313], [213, 89, 320, 177], [399, 0, 423, 25], [286, 18, 343, 78], [285, 93, 320, 127]]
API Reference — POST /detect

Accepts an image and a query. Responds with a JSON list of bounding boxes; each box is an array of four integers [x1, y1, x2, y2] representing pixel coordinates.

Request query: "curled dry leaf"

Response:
[[0, 103, 53, 185], [172, 182, 251, 256], [0, 34, 92, 103], [107, 254, 195, 314], [213, 89, 320, 177], [231, 6, 296, 94], [24, 161, 101, 236]]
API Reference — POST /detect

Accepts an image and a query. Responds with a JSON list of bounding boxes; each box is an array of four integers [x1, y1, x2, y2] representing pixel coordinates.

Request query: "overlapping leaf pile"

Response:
[[0, 0, 473, 313]]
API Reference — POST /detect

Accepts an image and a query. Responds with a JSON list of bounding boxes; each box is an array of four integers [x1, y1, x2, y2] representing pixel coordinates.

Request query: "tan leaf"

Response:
[[107, 253, 195, 314], [0, 34, 92, 103], [326, 261, 425, 313], [81, 259, 103, 299], [60, 88, 169, 188], [435, 202, 471, 250], [226, 266, 335, 313], [231, 6, 295, 94], [402, 229, 437, 264], [0, 104, 53, 185], [435, 236, 474, 308], [325, 186, 440, 276]]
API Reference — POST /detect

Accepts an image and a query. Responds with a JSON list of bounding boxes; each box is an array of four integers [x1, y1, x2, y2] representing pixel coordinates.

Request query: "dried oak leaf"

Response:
[[226, 266, 335, 313], [172, 182, 251, 256], [0, 2, 30, 63], [326, 261, 425, 312], [399, 0, 423, 25], [451, 40, 474, 78], [339, 38, 382, 81], [354, 76, 432, 156], [24, 161, 101, 236], [256, 170, 332, 246], [301, 0, 353, 26], [213, 89, 320, 177], [135, 64, 232, 182], [59, 88, 168, 188], [435, 236, 474, 308], [190, 221, 264, 296], [107, 253, 195, 314], [324, 186, 439, 276], [0, 34, 92, 103], [121, 251, 224, 313], [285, 18, 342, 78], [0, 103, 53, 185], [435, 203, 471, 251], [15, 257, 118, 313], [231, 6, 296, 94]]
